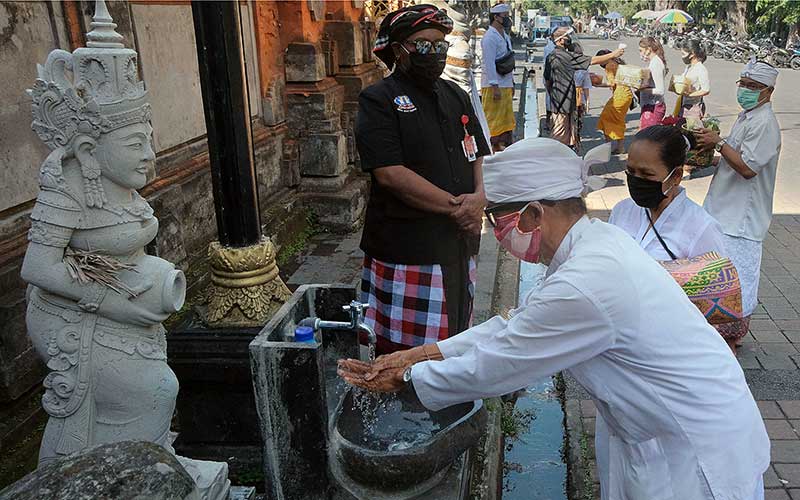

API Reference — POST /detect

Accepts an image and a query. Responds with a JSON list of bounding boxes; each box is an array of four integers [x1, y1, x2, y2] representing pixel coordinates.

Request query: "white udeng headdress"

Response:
[[740, 58, 779, 88], [483, 138, 611, 204], [27, 0, 151, 207]]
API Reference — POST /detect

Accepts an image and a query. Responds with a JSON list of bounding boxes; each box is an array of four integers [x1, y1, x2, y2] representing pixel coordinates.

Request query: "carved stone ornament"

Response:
[[204, 237, 291, 327], [21, 2, 229, 499]]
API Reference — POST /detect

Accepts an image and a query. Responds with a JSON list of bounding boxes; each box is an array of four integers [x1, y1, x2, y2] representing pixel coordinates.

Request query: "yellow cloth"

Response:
[[597, 79, 632, 141], [673, 94, 683, 117], [481, 87, 516, 137]]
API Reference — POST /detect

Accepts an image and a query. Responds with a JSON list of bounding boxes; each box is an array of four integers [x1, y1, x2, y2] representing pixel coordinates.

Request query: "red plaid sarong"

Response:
[[361, 256, 477, 347]]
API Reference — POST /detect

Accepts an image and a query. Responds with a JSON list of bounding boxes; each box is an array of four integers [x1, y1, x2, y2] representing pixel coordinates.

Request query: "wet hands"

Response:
[[694, 127, 722, 151], [337, 358, 406, 393], [450, 192, 486, 236]]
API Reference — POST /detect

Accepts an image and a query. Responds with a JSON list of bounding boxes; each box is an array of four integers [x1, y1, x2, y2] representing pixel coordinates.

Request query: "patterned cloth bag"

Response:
[[660, 252, 747, 339]]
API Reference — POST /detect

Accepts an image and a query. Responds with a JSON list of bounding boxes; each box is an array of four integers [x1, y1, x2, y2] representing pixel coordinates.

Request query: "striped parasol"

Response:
[[656, 9, 694, 24]]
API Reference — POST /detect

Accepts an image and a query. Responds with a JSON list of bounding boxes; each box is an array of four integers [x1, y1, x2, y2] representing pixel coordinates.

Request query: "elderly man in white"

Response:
[[697, 60, 781, 329], [340, 138, 769, 500]]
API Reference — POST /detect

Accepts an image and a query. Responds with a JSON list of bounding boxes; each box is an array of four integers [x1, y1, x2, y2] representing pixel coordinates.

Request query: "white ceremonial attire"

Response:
[[704, 102, 781, 315], [609, 187, 726, 260], [682, 61, 710, 109], [412, 217, 769, 500], [480, 26, 515, 90], [639, 56, 665, 106]]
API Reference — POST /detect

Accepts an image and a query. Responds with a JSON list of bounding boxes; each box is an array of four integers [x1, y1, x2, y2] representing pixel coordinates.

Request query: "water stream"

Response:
[[502, 262, 567, 499]]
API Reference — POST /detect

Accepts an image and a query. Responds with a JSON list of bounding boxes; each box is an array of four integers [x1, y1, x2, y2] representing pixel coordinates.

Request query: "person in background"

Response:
[[697, 60, 781, 340], [543, 32, 556, 129], [481, 3, 515, 150], [595, 49, 631, 154], [545, 29, 623, 149], [357, 4, 490, 354], [609, 126, 739, 351], [678, 40, 710, 120], [638, 37, 667, 130], [573, 42, 592, 153]]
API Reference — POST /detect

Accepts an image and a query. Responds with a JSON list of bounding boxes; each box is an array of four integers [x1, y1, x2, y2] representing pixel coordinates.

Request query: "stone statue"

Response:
[[21, 2, 228, 498], [434, 0, 492, 149]]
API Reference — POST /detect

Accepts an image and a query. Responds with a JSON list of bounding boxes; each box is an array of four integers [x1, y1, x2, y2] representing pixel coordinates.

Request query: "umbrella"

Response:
[[633, 9, 660, 20], [656, 9, 693, 24], [605, 11, 624, 20]]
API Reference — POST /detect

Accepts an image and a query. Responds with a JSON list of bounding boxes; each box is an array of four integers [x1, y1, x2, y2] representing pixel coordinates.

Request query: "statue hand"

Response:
[[98, 283, 170, 326]]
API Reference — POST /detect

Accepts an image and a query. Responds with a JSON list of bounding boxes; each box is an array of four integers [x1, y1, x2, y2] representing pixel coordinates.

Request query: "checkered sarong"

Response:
[[361, 256, 476, 347]]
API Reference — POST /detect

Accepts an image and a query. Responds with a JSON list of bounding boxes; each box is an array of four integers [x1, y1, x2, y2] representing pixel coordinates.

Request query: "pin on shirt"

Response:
[[461, 115, 477, 162]]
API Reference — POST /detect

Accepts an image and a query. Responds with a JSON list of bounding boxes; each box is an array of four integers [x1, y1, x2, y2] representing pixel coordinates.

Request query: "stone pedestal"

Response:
[[285, 42, 327, 83], [286, 78, 348, 178], [323, 20, 364, 67]]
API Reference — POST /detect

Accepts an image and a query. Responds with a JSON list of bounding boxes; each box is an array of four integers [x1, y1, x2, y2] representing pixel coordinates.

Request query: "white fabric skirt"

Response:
[[722, 234, 763, 317]]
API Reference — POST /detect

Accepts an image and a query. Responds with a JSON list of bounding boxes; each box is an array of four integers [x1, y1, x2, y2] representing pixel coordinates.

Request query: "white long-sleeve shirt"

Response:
[[480, 26, 514, 89], [412, 216, 769, 500], [609, 187, 726, 260], [704, 102, 781, 241], [639, 55, 665, 106]]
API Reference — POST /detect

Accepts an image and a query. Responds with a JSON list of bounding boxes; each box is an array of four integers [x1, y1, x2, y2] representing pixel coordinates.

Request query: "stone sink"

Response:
[[330, 387, 486, 498]]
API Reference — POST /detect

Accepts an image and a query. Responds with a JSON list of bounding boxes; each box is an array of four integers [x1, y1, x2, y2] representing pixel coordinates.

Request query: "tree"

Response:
[[726, 0, 749, 37], [753, 0, 800, 46]]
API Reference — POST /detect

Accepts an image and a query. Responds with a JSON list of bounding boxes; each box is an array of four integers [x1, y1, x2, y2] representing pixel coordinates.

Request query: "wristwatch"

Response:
[[714, 138, 727, 153], [402, 366, 413, 385]]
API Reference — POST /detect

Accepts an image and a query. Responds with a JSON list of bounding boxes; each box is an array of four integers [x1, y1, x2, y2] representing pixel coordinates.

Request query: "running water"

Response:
[[368, 342, 376, 362], [347, 389, 442, 450]]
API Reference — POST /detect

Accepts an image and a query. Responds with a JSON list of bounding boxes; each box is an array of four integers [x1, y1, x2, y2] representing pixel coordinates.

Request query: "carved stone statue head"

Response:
[[28, 0, 153, 207]]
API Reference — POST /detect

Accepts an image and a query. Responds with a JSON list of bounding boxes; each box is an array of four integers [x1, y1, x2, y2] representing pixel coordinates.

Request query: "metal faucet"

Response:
[[299, 300, 377, 346]]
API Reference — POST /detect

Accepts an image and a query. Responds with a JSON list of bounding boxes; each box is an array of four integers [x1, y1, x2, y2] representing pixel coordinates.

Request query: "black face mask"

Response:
[[681, 54, 692, 65], [400, 47, 447, 84], [626, 172, 669, 209], [502, 16, 512, 29]]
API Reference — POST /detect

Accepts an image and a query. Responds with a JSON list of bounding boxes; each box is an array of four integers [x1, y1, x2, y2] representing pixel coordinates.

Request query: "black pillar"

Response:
[[191, 0, 261, 247]]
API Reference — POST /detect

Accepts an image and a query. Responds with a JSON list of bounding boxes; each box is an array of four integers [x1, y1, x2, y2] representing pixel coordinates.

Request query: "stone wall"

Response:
[[0, 0, 381, 487]]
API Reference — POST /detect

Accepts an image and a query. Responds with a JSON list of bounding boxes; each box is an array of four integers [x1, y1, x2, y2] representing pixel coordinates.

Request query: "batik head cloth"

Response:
[[740, 59, 779, 87], [483, 138, 611, 204], [373, 4, 453, 68]]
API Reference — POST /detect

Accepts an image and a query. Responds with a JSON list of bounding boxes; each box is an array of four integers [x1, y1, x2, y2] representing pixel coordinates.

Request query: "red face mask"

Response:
[[492, 205, 542, 262]]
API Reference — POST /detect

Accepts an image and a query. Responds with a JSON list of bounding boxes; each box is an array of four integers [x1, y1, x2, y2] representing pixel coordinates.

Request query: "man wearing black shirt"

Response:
[[356, 4, 490, 354], [544, 27, 623, 149]]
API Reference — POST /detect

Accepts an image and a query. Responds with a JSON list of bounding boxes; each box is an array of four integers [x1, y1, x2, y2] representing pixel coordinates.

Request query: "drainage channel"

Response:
[[501, 262, 567, 499]]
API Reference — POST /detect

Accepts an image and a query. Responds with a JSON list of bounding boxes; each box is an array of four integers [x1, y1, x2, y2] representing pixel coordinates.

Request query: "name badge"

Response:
[[461, 115, 477, 162]]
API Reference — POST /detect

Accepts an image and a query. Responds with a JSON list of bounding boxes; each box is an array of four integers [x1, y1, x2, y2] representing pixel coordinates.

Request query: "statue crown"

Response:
[[27, 0, 150, 150]]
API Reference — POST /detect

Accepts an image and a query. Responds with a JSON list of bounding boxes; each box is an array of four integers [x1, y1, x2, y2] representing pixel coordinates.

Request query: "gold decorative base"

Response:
[[203, 237, 291, 328]]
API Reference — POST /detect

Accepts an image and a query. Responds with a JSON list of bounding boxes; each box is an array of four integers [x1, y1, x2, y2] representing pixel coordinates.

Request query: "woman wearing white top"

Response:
[[637, 37, 667, 130], [678, 41, 710, 119], [609, 126, 741, 351]]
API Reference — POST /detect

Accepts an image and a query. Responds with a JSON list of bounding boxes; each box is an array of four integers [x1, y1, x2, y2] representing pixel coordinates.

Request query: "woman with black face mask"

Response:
[[609, 125, 726, 260], [677, 41, 710, 120]]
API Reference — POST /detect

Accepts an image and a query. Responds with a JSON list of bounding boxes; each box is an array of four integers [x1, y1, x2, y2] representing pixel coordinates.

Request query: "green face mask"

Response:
[[737, 87, 763, 110]]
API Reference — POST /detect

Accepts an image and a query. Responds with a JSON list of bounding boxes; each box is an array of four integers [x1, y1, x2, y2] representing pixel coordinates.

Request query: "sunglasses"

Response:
[[403, 38, 451, 55], [484, 202, 530, 227]]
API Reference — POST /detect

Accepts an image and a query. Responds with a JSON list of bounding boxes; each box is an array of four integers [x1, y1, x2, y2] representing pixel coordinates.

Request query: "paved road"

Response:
[[571, 35, 800, 216]]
